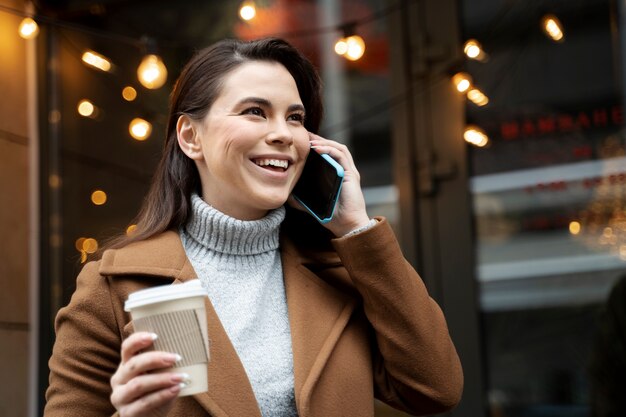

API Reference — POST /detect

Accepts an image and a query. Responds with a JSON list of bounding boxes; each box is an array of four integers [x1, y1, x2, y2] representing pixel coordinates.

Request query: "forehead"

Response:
[[218, 61, 302, 104]]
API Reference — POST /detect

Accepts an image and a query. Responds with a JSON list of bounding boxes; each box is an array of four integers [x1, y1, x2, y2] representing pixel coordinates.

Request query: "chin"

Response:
[[258, 196, 289, 211]]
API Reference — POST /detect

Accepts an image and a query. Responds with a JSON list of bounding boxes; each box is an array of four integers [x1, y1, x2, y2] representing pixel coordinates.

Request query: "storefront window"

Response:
[[462, 0, 625, 415]]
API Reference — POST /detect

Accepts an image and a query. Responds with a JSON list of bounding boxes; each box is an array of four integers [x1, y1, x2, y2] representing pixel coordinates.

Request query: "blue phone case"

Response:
[[293, 153, 344, 224]]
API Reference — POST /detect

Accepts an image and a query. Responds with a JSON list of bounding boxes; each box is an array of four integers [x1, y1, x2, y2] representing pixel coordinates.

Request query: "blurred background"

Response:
[[1, 0, 625, 416]]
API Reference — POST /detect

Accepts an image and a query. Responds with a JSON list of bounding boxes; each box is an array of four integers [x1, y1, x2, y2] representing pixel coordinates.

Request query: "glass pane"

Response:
[[462, 0, 625, 415]]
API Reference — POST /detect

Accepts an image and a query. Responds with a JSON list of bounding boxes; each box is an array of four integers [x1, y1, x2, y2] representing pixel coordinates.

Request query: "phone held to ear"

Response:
[[292, 150, 344, 224]]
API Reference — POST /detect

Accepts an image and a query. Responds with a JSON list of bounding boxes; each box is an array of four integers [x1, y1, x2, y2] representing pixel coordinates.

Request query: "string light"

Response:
[[83, 238, 98, 254], [91, 190, 107, 205], [77, 99, 98, 118], [239, 1, 256, 21], [126, 224, 138, 235], [542, 14, 565, 42], [81, 50, 112, 72], [122, 86, 137, 101], [452, 72, 473, 93], [129, 118, 152, 140], [467, 88, 489, 106], [569, 221, 581, 235], [334, 35, 366, 61], [18, 17, 39, 39], [464, 125, 489, 147], [463, 39, 487, 62], [137, 54, 167, 89], [75, 237, 86, 252], [334, 38, 349, 55]]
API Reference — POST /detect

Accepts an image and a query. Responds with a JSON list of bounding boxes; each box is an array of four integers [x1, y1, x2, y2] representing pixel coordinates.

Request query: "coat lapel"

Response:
[[280, 238, 357, 416]]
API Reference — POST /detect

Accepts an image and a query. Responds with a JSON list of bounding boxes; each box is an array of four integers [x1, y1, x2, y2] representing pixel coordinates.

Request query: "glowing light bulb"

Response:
[[137, 54, 167, 89], [452, 72, 473, 93], [126, 224, 138, 235], [122, 86, 137, 101], [463, 39, 487, 61], [75, 237, 86, 252], [129, 118, 152, 141], [467, 88, 489, 106], [569, 221, 581, 235], [542, 14, 564, 42], [82, 50, 112, 72], [77, 99, 96, 117], [82, 238, 98, 254], [463, 125, 489, 147], [18, 17, 39, 39], [344, 35, 365, 61], [91, 190, 107, 205], [239, 1, 256, 21], [334, 39, 348, 56]]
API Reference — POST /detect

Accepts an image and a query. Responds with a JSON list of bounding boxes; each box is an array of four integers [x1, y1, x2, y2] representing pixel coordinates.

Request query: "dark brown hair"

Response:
[[100, 37, 324, 254]]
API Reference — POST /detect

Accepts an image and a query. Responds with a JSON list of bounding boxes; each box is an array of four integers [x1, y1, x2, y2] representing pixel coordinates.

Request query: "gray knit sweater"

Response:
[[180, 194, 298, 417]]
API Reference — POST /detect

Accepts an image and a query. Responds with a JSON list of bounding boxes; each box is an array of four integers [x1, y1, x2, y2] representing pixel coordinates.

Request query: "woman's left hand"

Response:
[[290, 132, 371, 237]]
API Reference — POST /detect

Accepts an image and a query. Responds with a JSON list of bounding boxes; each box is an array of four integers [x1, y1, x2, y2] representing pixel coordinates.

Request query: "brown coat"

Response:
[[44, 218, 463, 416]]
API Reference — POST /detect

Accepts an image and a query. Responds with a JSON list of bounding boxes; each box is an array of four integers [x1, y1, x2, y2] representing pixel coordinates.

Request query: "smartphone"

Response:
[[292, 150, 344, 224]]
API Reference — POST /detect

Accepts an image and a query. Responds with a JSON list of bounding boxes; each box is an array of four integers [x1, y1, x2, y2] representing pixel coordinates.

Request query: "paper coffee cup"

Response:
[[124, 279, 209, 396]]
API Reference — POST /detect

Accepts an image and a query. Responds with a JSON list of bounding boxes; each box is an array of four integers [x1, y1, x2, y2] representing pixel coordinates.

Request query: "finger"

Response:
[[308, 134, 357, 171], [309, 144, 360, 182], [120, 332, 158, 364], [114, 351, 181, 386], [118, 383, 180, 417], [111, 372, 187, 407]]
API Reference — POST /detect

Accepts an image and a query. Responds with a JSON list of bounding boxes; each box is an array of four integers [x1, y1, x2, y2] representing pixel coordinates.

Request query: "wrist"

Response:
[[330, 215, 372, 237], [343, 218, 378, 237]]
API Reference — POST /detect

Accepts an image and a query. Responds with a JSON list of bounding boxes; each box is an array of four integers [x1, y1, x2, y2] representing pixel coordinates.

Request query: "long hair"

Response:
[[99, 38, 325, 255]]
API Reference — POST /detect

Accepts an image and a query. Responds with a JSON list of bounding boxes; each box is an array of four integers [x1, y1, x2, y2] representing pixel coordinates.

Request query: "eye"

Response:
[[241, 107, 266, 118], [287, 112, 305, 124]]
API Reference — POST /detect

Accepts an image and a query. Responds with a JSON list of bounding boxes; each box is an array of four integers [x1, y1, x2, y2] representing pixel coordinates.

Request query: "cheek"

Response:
[[294, 131, 310, 158]]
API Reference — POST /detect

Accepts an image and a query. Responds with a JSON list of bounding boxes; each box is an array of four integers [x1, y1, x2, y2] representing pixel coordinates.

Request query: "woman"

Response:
[[44, 37, 463, 417]]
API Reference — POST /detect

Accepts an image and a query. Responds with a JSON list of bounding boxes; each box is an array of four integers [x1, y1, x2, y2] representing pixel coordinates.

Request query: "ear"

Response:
[[176, 115, 203, 160]]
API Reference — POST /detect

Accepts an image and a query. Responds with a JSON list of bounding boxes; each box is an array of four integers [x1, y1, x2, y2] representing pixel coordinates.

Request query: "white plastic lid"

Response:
[[124, 279, 207, 311]]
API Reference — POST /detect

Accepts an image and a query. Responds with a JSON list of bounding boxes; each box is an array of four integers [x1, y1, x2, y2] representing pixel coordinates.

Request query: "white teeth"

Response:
[[254, 159, 288, 169]]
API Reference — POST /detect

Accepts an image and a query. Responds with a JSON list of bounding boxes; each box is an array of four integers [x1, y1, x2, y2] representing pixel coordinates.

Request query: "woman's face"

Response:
[[189, 60, 310, 220]]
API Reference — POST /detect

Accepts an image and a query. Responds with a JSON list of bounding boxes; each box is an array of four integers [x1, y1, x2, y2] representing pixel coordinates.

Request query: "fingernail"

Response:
[[172, 372, 191, 384], [178, 373, 191, 384], [174, 354, 182, 362], [178, 382, 189, 389], [143, 333, 158, 342]]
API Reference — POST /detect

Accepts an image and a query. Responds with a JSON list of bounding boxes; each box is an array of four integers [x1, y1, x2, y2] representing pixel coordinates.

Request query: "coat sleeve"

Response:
[[44, 261, 121, 417], [332, 217, 464, 415]]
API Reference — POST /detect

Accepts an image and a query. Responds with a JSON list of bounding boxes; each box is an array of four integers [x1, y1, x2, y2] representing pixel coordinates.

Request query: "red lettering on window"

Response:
[[576, 112, 591, 129], [593, 109, 608, 126], [612, 106, 624, 125], [501, 122, 520, 140], [558, 114, 575, 131], [537, 117, 556, 134], [522, 120, 536, 136]]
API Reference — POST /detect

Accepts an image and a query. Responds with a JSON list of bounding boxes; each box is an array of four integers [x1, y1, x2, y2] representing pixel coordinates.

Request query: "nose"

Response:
[[265, 119, 294, 146]]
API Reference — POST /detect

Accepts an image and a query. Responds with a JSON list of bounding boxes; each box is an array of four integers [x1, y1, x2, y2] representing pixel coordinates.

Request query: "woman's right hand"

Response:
[[110, 332, 187, 417]]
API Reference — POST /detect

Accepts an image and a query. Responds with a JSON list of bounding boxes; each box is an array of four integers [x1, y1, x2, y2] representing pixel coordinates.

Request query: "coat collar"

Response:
[[99, 230, 356, 417]]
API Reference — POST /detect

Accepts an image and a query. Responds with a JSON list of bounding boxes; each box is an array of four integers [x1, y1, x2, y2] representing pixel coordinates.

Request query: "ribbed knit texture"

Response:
[[180, 194, 297, 417]]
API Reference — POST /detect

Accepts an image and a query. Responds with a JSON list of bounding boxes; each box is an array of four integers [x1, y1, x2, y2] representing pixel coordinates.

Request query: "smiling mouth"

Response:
[[253, 158, 289, 172]]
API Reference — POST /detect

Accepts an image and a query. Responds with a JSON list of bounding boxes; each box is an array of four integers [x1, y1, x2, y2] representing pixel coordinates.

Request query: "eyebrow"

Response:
[[237, 97, 306, 114]]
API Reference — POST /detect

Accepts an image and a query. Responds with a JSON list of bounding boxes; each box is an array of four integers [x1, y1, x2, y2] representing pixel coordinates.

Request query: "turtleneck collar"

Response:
[[183, 193, 285, 256]]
